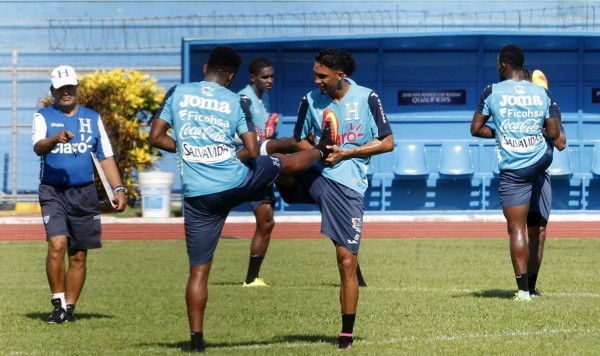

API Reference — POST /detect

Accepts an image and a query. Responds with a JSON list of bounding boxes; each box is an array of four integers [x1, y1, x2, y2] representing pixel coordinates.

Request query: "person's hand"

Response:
[[54, 130, 74, 144], [322, 144, 343, 166], [112, 191, 128, 212]]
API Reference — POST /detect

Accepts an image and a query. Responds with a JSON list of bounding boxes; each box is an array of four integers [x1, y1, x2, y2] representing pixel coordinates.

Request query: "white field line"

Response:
[[220, 285, 600, 298], [4, 212, 600, 224]]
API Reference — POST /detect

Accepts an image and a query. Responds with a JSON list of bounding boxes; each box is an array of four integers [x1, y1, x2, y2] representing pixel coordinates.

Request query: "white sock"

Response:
[[260, 140, 271, 156], [52, 292, 66, 309]]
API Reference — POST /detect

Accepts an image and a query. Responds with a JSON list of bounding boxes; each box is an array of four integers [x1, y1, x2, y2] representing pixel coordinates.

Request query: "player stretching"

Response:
[[470, 45, 560, 301], [149, 46, 335, 352], [263, 48, 394, 348], [237, 57, 278, 287]]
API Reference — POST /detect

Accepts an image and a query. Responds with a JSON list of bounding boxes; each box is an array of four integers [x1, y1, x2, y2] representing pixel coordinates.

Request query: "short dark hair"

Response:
[[249, 57, 272, 75], [207, 46, 241, 74], [315, 48, 356, 76], [498, 45, 525, 69]]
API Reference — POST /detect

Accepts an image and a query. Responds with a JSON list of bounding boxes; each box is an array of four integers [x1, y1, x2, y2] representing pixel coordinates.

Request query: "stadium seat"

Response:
[[393, 142, 429, 179], [592, 143, 600, 178], [548, 146, 573, 178], [438, 142, 474, 178]]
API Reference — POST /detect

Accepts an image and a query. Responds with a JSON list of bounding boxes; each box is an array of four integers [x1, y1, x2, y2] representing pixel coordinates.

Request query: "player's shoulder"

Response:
[[351, 82, 374, 96], [36, 105, 55, 116], [237, 85, 253, 97]]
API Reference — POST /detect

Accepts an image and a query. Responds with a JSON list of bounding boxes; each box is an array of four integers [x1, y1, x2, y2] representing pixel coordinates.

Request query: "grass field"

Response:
[[1, 237, 599, 355]]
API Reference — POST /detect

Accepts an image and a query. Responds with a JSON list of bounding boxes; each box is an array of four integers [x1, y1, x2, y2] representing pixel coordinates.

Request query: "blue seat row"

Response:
[[393, 142, 474, 179], [392, 142, 600, 179]]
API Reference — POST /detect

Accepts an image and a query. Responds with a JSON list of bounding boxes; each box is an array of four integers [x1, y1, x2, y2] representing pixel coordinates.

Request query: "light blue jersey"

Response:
[[294, 79, 392, 195], [238, 85, 271, 137], [156, 81, 255, 197], [477, 80, 557, 171]]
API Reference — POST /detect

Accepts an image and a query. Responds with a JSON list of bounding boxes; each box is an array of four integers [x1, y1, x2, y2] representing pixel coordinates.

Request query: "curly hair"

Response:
[[315, 48, 356, 76], [207, 46, 241, 74], [249, 57, 273, 75], [498, 44, 524, 70]]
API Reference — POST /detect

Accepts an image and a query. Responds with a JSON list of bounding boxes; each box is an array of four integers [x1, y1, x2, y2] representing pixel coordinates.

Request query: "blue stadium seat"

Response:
[[592, 143, 600, 177], [548, 147, 573, 178], [438, 142, 474, 178], [393, 142, 429, 179]]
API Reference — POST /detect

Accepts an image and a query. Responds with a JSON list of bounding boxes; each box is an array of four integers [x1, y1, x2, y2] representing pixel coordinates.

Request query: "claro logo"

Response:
[[338, 122, 365, 144]]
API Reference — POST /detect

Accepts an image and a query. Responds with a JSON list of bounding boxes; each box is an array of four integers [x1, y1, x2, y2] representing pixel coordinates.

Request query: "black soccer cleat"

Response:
[[529, 287, 542, 298], [338, 334, 353, 350], [46, 298, 67, 324], [190, 332, 206, 353], [65, 304, 76, 323], [316, 121, 335, 158]]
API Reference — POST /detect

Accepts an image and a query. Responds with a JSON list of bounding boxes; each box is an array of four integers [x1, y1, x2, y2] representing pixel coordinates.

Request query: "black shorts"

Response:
[[282, 167, 364, 255], [39, 183, 102, 250], [184, 155, 282, 266], [499, 148, 552, 208]]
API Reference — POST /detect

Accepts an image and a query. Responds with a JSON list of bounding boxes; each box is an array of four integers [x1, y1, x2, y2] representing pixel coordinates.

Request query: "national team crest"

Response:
[[514, 85, 525, 95], [201, 86, 214, 97], [351, 217, 362, 233]]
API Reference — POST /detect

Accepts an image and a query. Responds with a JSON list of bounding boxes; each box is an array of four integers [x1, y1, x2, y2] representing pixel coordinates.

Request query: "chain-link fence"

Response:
[[0, 48, 180, 205]]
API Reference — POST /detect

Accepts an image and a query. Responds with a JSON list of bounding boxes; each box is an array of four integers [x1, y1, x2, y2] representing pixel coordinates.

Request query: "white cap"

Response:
[[50, 65, 78, 89]]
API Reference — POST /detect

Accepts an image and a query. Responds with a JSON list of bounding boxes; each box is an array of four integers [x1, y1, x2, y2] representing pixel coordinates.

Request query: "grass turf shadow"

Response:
[[25, 311, 114, 322], [470, 289, 516, 299], [138, 334, 343, 352]]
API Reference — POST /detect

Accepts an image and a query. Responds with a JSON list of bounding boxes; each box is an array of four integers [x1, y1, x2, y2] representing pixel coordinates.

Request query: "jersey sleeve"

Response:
[[367, 91, 393, 138], [476, 85, 493, 115], [32, 112, 47, 145], [293, 96, 311, 140], [95, 115, 114, 160], [545, 89, 561, 123], [155, 85, 177, 126]]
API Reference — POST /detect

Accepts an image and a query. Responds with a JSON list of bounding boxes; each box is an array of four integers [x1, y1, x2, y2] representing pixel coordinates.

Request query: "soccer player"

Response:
[[262, 48, 394, 348], [237, 57, 278, 287], [32, 65, 128, 323], [149, 46, 335, 353], [470, 45, 561, 301], [526, 69, 567, 297]]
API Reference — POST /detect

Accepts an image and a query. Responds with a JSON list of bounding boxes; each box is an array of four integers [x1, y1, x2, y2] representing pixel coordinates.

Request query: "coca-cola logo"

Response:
[[500, 119, 541, 134], [179, 122, 228, 142]]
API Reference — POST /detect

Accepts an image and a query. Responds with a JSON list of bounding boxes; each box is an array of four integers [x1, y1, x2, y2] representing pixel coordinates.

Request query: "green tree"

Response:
[[43, 69, 165, 205]]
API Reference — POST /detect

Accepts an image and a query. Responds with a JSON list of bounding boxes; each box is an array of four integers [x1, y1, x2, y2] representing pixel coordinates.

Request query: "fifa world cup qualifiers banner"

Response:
[[398, 89, 466, 105], [593, 88, 600, 104]]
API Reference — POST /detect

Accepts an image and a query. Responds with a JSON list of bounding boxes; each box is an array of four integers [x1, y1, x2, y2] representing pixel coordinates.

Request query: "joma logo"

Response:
[[179, 94, 231, 114], [499, 95, 543, 107]]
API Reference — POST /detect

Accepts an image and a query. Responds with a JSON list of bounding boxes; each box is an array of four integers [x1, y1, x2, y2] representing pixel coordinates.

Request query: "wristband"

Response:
[[113, 185, 128, 195], [259, 140, 270, 156]]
